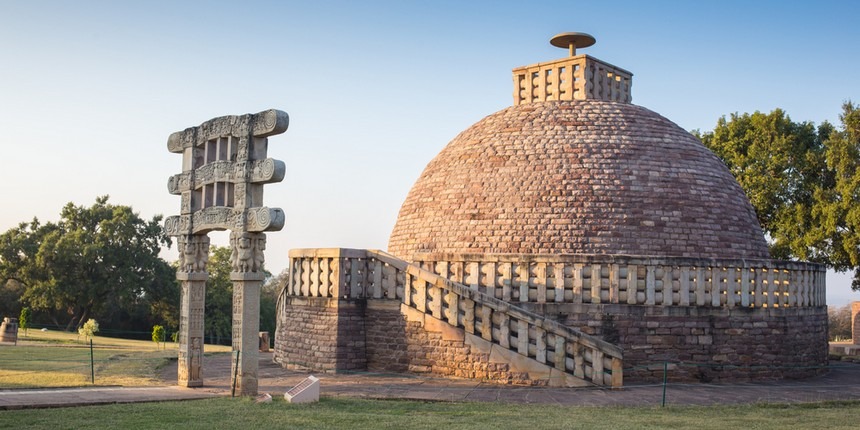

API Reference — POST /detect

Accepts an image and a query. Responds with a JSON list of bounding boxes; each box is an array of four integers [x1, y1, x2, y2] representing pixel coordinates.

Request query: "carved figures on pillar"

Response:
[[230, 232, 266, 274], [177, 279, 206, 387], [178, 235, 210, 273], [165, 109, 287, 395]]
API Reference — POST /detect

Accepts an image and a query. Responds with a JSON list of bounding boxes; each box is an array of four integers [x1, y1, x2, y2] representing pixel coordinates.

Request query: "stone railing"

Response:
[[512, 55, 632, 105], [285, 248, 623, 387], [413, 253, 826, 309]]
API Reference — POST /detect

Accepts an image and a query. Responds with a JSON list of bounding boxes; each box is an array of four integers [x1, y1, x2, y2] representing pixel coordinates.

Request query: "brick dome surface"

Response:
[[388, 100, 770, 260]]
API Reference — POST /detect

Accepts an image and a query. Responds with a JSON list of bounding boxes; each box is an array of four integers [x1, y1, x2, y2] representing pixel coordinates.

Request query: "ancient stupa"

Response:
[[389, 32, 768, 261], [275, 33, 828, 385]]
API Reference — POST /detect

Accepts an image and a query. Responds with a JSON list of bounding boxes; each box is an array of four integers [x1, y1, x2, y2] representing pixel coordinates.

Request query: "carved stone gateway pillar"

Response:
[[165, 109, 288, 395], [230, 231, 266, 395], [176, 234, 209, 387]]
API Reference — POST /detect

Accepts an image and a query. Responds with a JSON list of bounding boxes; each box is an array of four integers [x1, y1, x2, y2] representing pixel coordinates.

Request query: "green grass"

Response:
[[1, 397, 860, 430], [0, 330, 231, 388], [2, 333, 859, 428]]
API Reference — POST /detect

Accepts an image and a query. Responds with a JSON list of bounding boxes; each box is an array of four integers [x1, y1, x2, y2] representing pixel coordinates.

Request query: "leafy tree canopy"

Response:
[[0, 196, 177, 331], [696, 102, 860, 289]]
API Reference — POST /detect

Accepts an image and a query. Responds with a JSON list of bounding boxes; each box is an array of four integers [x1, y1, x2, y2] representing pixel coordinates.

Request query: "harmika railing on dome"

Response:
[[512, 32, 632, 105]]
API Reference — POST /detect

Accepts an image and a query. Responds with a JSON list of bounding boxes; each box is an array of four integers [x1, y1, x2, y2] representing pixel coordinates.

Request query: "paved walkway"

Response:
[[2, 353, 860, 409], [0, 386, 218, 409]]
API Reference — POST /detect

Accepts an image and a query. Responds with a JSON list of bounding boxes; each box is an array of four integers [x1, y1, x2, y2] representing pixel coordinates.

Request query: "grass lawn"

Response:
[[2, 334, 860, 429], [0, 330, 230, 388], [1, 397, 859, 430]]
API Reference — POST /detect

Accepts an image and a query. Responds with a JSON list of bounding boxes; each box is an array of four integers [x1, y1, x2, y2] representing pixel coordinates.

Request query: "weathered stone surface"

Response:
[[259, 332, 270, 352], [424, 313, 465, 342], [167, 109, 287, 396], [178, 278, 206, 387], [274, 297, 367, 373], [0, 318, 18, 344], [388, 100, 769, 260], [416, 254, 825, 308], [524, 302, 829, 383], [177, 235, 209, 274], [232, 276, 262, 395], [275, 297, 574, 386], [164, 109, 287, 237], [512, 54, 632, 105]]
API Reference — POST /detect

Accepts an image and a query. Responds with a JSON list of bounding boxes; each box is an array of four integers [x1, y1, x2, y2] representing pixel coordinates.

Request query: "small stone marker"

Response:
[[255, 393, 272, 403], [259, 331, 270, 352], [284, 375, 320, 403], [0, 318, 18, 344]]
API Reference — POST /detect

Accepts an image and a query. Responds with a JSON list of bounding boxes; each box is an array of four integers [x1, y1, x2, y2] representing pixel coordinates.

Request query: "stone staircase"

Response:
[[279, 248, 623, 387]]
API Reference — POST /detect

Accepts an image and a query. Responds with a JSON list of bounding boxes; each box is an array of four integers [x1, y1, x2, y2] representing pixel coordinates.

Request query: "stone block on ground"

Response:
[[285, 375, 320, 404]]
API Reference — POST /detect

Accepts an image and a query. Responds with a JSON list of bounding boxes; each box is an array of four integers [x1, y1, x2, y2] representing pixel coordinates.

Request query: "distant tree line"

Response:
[[0, 196, 279, 343], [696, 102, 860, 290], [828, 304, 854, 341]]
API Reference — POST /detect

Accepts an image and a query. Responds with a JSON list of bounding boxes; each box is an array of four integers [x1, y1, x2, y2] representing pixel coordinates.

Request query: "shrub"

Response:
[[152, 325, 165, 348], [18, 307, 30, 336]]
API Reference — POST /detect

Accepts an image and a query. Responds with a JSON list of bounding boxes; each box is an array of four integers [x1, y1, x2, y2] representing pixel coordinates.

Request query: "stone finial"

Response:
[[550, 32, 596, 57], [512, 32, 632, 105]]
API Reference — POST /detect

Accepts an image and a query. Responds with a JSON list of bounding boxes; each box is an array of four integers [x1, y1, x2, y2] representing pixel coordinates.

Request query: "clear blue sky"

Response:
[[2, 0, 859, 305]]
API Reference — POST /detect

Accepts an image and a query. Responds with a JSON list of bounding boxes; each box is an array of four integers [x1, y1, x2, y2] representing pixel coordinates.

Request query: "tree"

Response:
[[0, 196, 177, 330], [78, 318, 99, 341], [697, 102, 860, 290], [828, 304, 853, 341], [819, 103, 860, 288], [18, 307, 30, 337], [0, 279, 24, 322]]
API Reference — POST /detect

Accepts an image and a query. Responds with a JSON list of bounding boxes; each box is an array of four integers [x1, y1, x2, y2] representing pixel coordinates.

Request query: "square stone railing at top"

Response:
[[282, 248, 623, 387], [512, 55, 633, 105], [412, 253, 827, 309]]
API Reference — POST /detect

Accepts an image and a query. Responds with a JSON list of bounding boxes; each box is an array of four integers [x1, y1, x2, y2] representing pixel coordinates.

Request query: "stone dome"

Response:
[[388, 100, 770, 260]]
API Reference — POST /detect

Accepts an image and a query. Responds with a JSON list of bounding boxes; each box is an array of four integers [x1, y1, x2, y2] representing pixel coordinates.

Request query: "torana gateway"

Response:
[[165, 109, 287, 396], [273, 33, 828, 387]]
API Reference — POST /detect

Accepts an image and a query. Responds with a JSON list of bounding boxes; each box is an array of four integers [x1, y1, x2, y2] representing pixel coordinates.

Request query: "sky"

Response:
[[2, 0, 859, 305]]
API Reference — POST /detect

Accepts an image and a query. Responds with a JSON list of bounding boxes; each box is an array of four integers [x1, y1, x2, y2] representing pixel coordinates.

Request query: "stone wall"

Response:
[[275, 296, 828, 384], [363, 301, 408, 372], [276, 298, 577, 386], [274, 296, 366, 373], [363, 301, 538, 384], [521, 303, 829, 382]]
